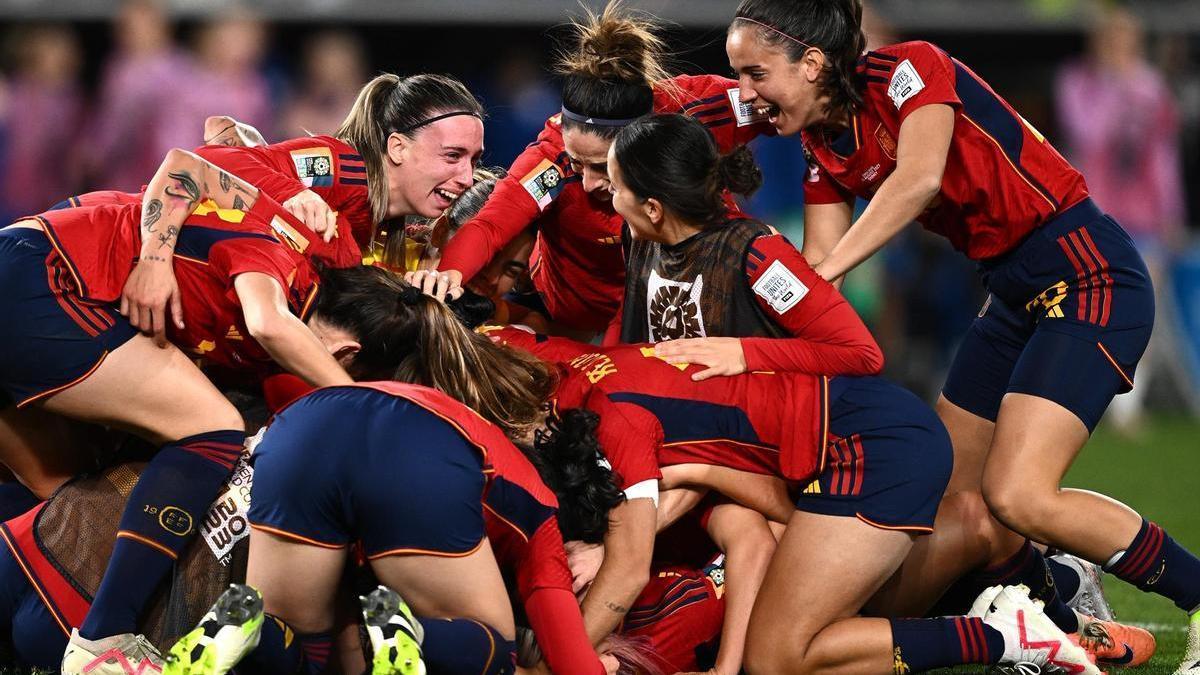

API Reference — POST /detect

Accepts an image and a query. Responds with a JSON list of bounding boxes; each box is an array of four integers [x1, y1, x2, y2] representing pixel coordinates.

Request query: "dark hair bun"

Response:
[[446, 289, 496, 329], [717, 145, 763, 197]]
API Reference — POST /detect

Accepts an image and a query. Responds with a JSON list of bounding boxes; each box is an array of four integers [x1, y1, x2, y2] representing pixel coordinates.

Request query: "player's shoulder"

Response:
[[654, 74, 736, 110]]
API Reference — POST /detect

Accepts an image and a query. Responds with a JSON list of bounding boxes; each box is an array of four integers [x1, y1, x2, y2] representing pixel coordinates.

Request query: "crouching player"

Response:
[[164, 375, 613, 675]]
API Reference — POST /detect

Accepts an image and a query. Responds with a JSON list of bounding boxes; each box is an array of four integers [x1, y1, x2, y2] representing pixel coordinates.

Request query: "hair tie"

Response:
[[735, 16, 819, 52], [399, 286, 424, 305]]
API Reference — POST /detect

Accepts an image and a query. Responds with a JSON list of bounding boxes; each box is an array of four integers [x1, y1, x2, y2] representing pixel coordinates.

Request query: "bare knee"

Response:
[[981, 471, 1056, 537], [745, 616, 814, 674]]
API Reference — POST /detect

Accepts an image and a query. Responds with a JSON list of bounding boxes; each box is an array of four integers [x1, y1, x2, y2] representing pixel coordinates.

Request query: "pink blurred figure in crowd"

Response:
[[279, 30, 368, 137], [2, 25, 85, 215], [89, 0, 191, 192]]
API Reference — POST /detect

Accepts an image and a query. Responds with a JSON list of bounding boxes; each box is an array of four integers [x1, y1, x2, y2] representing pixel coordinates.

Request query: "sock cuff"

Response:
[[1108, 519, 1164, 578], [982, 540, 1036, 582]]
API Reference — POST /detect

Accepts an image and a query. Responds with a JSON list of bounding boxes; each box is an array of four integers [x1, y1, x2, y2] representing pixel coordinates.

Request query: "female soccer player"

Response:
[[123, 73, 485, 345], [0, 163, 413, 672], [723, 1, 1200, 669], [224, 377, 611, 675], [608, 111, 1153, 669], [415, 2, 772, 335]]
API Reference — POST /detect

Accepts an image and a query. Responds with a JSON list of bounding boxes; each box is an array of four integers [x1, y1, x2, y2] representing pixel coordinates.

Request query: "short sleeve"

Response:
[[585, 391, 663, 492], [802, 158, 855, 206], [208, 237, 298, 299], [879, 42, 961, 124]]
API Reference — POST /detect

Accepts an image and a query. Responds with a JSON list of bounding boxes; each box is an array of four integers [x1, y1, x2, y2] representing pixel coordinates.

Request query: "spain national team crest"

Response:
[[290, 147, 334, 187]]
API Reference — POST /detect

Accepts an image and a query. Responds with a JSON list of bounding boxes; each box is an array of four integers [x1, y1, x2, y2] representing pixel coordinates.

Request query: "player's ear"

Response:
[[331, 341, 362, 367], [644, 196, 664, 226], [386, 132, 408, 165], [802, 48, 826, 83]]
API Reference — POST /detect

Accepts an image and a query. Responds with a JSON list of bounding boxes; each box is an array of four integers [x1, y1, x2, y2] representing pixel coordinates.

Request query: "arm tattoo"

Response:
[[165, 170, 202, 205], [219, 170, 232, 193], [603, 601, 628, 614], [140, 254, 170, 263], [156, 225, 180, 250], [142, 198, 163, 232], [233, 194, 246, 211]]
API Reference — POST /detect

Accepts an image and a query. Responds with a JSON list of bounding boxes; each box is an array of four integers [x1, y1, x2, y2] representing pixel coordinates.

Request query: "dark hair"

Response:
[[732, 0, 866, 117], [336, 73, 484, 222], [528, 408, 625, 543], [555, 1, 670, 140], [614, 114, 762, 226]]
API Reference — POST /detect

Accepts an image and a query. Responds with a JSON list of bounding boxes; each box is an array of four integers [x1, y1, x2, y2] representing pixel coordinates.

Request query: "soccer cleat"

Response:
[[61, 629, 163, 675], [1174, 611, 1200, 675], [1052, 553, 1114, 622], [360, 585, 426, 675], [980, 585, 1101, 675], [1073, 615, 1155, 667], [161, 584, 264, 675]]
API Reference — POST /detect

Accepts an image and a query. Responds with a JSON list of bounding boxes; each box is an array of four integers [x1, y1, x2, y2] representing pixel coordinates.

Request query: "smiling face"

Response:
[[385, 114, 484, 218], [607, 144, 661, 242], [726, 24, 829, 136], [562, 127, 616, 203]]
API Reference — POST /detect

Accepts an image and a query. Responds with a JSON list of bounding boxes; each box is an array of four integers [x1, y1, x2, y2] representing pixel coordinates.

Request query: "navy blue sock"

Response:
[[237, 615, 328, 675], [890, 617, 1005, 671], [1107, 519, 1200, 613], [419, 618, 516, 674], [80, 430, 244, 639], [1046, 556, 1083, 604], [0, 482, 39, 521]]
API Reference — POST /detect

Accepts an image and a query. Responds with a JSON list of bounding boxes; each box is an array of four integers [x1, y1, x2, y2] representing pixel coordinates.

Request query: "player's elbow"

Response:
[[163, 147, 203, 170], [243, 308, 295, 345], [862, 342, 885, 375]]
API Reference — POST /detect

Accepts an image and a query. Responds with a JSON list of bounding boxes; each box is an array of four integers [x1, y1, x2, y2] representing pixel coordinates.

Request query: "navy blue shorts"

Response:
[[943, 199, 1154, 431], [248, 387, 487, 559], [795, 377, 952, 533], [0, 228, 136, 408]]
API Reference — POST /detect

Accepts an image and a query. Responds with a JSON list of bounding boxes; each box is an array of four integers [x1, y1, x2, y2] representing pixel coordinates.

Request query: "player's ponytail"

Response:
[[732, 0, 866, 117], [526, 408, 625, 543], [613, 113, 761, 228], [555, 0, 671, 140], [337, 73, 483, 223], [391, 289, 556, 438]]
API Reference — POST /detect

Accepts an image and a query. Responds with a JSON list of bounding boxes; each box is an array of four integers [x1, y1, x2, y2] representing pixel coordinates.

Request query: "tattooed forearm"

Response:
[[219, 170, 232, 193], [142, 198, 163, 233], [603, 601, 628, 614], [233, 194, 246, 211], [140, 254, 170, 263], [165, 170, 202, 205], [156, 225, 180, 250]]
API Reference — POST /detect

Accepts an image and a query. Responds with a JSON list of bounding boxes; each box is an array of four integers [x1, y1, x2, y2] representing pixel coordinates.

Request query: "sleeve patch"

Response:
[[752, 259, 809, 314], [727, 87, 769, 127], [888, 59, 926, 109], [521, 158, 565, 211], [289, 147, 334, 187]]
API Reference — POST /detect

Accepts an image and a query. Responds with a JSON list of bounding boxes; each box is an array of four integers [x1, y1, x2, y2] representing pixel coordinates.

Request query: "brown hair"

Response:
[[554, 0, 673, 139], [336, 73, 483, 223], [390, 292, 556, 438]]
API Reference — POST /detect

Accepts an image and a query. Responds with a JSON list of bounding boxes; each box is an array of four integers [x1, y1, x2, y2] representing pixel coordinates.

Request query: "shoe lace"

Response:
[[1080, 620, 1113, 650], [990, 661, 1043, 675]]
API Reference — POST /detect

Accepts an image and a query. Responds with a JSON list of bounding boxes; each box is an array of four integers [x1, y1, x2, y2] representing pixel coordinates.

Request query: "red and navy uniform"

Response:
[[490, 327, 950, 532], [803, 41, 1153, 430], [440, 75, 773, 332], [196, 135, 369, 267], [248, 382, 605, 675], [0, 198, 317, 406], [624, 559, 725, 673], [0, 504, 83, 668]]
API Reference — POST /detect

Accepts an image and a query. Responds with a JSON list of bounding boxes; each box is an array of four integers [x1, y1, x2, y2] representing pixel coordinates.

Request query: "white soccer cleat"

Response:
[[980, 585, 1100, 675], [1051, 553, 1114, 622], [62, 629, 163, 675], [1175, 610, 1200, 675], [968, 584, 1008, 618]]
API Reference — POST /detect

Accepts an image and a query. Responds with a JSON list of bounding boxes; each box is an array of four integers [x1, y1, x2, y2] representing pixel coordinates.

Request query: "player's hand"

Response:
[[404, 269, 464, 302], [282, 189, 337, 242], [120, 257, 184, 348], [601, 655, 620, 675], [203, 115, 267, 148], [653, 337, 747, 381], [565, 540, 605, 594]]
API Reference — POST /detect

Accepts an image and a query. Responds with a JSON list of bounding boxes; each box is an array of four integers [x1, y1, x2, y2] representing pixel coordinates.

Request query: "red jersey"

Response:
[[440, 75, 774, 332], [346, 382, 603, 675], [35, 198, 316, 379], [196, 135, 370, 267], [488, 327, 830, 483], [803, 41, 1089, 260]]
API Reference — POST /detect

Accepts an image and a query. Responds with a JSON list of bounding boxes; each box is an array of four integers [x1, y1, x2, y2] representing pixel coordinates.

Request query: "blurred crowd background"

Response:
[[0, 0, 1198, 431]]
